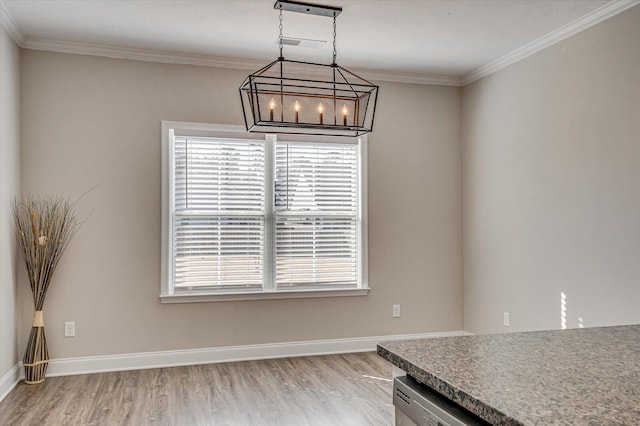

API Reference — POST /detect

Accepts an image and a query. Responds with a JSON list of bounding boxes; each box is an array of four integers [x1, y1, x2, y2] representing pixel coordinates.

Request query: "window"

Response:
[[161, 122, 368, 302]]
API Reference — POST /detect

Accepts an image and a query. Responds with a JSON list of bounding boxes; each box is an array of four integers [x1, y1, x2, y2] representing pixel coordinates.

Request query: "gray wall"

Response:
[[0, 26, 21, 379], [16, 2, 636, 363], [19, 50, 463, 358], [463, 5, 640, 334]]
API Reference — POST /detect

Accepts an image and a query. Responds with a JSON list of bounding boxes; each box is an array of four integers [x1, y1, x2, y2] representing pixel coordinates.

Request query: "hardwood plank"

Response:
[[0, 352, 393, 425]]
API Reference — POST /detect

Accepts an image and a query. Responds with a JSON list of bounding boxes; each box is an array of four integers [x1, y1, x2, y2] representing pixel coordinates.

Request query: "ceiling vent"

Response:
[[276, 37, 326, 49]]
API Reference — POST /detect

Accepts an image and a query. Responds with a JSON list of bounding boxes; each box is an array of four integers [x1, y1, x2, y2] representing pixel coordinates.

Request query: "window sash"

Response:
[[274, 216, 358, 289], [274, 142, 359, 214], [172, 136, 266, 291], [173, 213, 265, 291], [174, 136, 265, 213], [273, 141, 360, 289]]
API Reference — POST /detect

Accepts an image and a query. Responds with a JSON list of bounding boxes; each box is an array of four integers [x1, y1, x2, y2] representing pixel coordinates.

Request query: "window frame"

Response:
[[160, 121, 369, 303]]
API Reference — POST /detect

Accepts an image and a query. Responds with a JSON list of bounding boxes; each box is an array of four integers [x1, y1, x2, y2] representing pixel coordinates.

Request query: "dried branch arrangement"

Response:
[[13, 195, 82, 384]]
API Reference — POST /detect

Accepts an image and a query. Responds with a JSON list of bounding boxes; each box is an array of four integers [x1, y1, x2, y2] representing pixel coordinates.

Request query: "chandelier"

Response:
[[239, 0, 379, 137]]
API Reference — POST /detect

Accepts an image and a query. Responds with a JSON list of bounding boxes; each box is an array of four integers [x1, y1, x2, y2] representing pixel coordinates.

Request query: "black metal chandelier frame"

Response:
[[239, 0, 379, 137]]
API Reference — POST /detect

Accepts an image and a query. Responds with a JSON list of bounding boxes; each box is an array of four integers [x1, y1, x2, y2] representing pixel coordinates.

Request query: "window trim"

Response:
[[160, 121, 369, 303]]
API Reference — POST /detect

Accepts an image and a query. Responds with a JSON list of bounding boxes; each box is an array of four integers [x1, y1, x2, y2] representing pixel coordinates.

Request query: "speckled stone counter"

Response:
[[377, 325, 640, 425]]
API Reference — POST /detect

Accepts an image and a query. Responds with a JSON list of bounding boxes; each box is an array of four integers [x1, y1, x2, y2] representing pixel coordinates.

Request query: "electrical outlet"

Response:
[[64, 321, 75, 337], [392, 304, 401, 318], [503, 312, 510, 327]]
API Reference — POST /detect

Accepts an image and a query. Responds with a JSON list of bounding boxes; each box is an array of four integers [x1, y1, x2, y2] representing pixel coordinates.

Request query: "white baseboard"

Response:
[[0, 363, 21, 403], [0, 330, 468, 399], [44, 331, 466, 378]]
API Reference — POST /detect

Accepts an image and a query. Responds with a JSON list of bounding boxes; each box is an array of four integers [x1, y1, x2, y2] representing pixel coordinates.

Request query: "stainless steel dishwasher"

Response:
[[393, 375, 488, 426]]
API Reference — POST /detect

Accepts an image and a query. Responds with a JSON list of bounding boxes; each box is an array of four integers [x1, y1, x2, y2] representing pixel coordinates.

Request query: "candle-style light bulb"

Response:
[[294, 101, 300, 123], [318, 103, 324, 125], [342, 105, 348, 126], [269, 98, 276, 121]]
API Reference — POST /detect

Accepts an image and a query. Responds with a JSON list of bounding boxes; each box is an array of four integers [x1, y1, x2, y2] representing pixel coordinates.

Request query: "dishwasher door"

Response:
[[393, 376, 488, 426]]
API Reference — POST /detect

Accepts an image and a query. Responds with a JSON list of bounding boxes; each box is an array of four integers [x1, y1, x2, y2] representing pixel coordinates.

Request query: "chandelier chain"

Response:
[[279, 5, 284, 58], [332, 14, 337, 64]]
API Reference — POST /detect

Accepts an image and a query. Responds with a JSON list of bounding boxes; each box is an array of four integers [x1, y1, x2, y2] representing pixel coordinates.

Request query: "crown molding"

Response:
[[462, 0, 640, 85], [356, 69, 461, 86], [21, 37, 462, 86], [0, 0, 25, 45], [22, 37, 265, 70], [6, 0, 636, 88]]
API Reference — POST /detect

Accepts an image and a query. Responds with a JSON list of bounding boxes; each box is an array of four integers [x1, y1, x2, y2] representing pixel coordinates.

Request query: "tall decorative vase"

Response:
[[13, 195, 81, 384], [23, 311, 49, 384]]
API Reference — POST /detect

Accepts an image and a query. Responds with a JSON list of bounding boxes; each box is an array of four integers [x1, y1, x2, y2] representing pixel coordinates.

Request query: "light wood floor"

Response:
[[0, 352, 394, 426]]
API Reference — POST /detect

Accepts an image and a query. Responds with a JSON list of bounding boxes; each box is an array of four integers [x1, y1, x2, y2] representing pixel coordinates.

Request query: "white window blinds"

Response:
[[173, 136, 265, 290], [274, 142, 359, 288]]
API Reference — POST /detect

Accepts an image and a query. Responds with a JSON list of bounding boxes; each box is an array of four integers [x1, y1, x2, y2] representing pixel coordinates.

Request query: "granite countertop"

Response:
[[377, 325, 640, 425]]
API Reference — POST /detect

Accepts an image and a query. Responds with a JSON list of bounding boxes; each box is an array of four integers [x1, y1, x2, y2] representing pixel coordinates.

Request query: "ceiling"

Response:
[[0, 0, 627, 83]]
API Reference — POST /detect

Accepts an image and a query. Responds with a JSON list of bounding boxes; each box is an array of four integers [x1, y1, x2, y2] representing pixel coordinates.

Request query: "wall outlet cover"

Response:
[[65, 321, 76, 337], [392, 304, 401, 318]]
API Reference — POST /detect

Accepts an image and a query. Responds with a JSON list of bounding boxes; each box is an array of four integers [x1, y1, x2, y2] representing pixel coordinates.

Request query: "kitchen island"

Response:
[[377, 325, 640, 425]]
